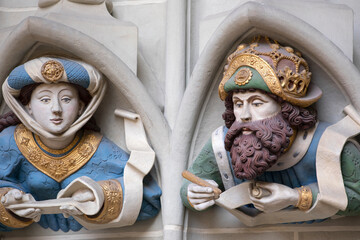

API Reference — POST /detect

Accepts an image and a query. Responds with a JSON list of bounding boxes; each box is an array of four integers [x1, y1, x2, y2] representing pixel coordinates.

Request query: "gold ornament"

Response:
[[41, 60, 64, 82], [82, 180, 123, 224], [219, 36, 319, 107], [278, 66, 310, 96], [0, 188, 33, 228], [234, 68, 252, 86], [14, 124, 102, 182], [219, 54, 282, 102], [295, 186, 312, 211]]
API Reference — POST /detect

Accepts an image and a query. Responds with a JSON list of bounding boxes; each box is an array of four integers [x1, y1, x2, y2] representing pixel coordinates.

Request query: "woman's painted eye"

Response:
[[40, 98, 51, 103], [61, 97, 71, 103]]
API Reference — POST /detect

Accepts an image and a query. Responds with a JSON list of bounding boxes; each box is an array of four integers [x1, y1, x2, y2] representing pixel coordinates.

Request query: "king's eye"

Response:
[[252, 99, 264, 107], [253, 102, 263, 107], [235, 102, 243, 108]]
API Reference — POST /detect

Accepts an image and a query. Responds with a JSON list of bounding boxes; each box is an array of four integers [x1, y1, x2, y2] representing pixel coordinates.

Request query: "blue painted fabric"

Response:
[[7, 65, 34, 90], [0, 126, 161, 232], [58, 59, 90, 89], [7, 58, 90, 91]]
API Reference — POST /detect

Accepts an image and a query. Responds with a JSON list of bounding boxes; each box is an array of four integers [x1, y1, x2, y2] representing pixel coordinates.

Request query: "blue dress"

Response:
[[0, 125, 161, 232]]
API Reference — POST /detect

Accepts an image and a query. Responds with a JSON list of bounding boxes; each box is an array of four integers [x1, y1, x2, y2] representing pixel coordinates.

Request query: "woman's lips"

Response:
[[50, 118, 63, 125]]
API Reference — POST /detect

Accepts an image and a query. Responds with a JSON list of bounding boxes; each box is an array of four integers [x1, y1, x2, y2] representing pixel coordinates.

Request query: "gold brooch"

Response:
[[41, 60, 64, 82], [234, 68, 252, 86]]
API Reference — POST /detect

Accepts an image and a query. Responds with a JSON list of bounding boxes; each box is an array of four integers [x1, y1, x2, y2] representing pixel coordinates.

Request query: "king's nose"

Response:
[[240, 106, 251, 122]]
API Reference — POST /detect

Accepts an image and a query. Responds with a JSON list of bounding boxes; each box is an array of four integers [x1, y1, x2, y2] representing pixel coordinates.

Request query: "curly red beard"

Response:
[[224, 112, 293, 180]]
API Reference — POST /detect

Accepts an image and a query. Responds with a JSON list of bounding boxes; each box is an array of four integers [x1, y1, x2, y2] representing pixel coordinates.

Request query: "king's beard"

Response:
[[224, 112, 293, 180]]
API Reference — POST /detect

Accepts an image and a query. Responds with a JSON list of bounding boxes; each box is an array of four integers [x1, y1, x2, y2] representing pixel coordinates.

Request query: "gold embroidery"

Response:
[[0, 188, 33, 228], [81, 180, 123, 224], [35, 133, 80, 155], [41, 60, 64, 82], [15, 124, 102, 182]]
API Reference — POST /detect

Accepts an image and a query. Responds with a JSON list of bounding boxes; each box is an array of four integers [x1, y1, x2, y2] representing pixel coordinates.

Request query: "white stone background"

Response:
[[0, 0, 360, 239]]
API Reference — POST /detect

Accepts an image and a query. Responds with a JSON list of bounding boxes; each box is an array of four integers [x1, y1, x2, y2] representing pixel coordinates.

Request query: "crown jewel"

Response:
[[219, 36, 319, 107]]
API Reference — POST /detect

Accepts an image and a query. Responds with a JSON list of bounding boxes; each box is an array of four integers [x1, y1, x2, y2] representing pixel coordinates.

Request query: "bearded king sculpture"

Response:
[[181, 36, 360, 225], [0, 57, 161, 232]]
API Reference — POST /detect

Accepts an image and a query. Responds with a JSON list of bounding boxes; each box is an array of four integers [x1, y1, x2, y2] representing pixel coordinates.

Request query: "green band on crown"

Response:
[[224, 66, 270, 93]]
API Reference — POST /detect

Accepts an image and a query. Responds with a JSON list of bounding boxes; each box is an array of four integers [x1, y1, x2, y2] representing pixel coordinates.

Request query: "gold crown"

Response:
[[219, 36, 319, 107]]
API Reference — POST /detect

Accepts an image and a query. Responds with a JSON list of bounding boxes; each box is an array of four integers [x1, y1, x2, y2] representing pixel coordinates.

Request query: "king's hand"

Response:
[[187, 180, 219, 211], [249, 182, 299, 213]]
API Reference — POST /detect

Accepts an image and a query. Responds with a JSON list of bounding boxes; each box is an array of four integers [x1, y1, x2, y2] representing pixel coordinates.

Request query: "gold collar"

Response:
[[15, 124, 103, 182]]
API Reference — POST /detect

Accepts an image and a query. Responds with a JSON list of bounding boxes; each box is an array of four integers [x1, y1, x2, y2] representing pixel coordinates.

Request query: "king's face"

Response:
[[232, 90, 281, 133]]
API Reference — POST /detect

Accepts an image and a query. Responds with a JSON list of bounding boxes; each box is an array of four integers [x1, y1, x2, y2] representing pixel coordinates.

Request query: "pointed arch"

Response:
[[168, 2, 360, 239], [0, 16, 170, 169]]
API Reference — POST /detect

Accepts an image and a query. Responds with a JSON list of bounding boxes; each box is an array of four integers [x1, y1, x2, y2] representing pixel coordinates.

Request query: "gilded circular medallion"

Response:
[[41, 60, 64, 82], [234, 68, 252, 86]]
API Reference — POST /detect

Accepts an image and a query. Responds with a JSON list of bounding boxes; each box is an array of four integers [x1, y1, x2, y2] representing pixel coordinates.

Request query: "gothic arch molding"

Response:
[[0, 16, 170, 171], [168, 2, 360, 238]]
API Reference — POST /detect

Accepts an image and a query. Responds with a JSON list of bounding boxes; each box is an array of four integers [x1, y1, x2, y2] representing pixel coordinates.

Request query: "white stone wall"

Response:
[[0, 0, 360, 239]]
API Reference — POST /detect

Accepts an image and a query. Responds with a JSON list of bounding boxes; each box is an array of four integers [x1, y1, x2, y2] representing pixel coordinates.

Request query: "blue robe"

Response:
[[0, 125, 161, 232]]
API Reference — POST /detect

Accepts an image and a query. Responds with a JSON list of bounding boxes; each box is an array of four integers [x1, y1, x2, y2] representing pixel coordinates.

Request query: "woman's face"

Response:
[[27, 83, 84, 135]]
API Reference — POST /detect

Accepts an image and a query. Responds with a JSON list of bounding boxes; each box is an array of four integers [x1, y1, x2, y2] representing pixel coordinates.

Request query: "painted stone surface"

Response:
[[181, 36, 360, 225]]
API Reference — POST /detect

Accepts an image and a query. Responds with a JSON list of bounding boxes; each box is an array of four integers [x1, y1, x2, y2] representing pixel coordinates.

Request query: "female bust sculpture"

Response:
[[0, 57, 161, 232]]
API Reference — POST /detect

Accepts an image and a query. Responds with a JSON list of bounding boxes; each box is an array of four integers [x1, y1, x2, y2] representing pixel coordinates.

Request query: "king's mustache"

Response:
[[228, 121, 259, 134]]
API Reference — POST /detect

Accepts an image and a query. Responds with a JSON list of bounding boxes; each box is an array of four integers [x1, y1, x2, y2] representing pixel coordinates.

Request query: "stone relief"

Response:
[[181, 36, 360, 225], [1, 0, 360, 239], [0, 57, 161, 232]]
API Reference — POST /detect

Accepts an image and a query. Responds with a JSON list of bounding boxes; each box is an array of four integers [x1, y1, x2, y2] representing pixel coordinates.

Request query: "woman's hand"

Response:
[[1, 189, 41, 222], [187, 180, 218, 211], [60, 188, 96, 218], [249, 182, 299, 213]]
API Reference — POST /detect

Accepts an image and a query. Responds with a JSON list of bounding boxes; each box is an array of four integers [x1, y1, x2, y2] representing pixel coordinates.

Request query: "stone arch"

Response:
[[167, 2, 360, 239], [0, 16, 170, 171]]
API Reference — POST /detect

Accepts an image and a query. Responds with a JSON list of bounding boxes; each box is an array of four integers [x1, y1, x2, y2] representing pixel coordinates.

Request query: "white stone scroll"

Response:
[[214, 105, 360, 226], [212, 126, 235, 190], [6, 176, 104, 216], [76, 108, 156, 229]]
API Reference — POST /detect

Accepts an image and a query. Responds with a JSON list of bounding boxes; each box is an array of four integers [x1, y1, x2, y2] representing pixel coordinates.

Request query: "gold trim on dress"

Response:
[[35, 132, 80, 155], [81, 179, 123, 224], [14, 124, 103, 182], [0, 188, 33, 228]]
